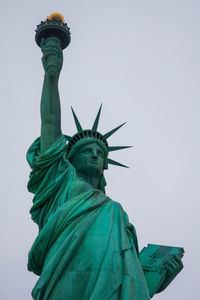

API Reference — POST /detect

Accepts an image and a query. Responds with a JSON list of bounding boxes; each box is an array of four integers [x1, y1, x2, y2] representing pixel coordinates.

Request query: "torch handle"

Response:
[[41, 37, 63, 78]]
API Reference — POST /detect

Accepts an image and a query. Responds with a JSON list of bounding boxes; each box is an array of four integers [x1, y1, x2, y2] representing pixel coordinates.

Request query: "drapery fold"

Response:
[[27, 136, 150, 299]]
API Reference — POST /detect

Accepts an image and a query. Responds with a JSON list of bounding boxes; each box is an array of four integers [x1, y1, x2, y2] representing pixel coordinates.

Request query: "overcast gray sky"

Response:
[[1, 0, 199, 299]]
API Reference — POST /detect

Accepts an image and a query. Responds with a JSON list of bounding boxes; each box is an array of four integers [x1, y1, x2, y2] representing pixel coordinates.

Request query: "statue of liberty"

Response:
[[27, 13, 184, 300]]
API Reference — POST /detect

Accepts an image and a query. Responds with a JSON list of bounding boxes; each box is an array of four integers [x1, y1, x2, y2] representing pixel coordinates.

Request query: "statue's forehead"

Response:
[[79, 142, 104, 152]]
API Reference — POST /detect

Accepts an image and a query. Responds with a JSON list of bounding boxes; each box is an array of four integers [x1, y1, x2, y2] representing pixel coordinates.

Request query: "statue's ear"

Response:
[[104, 158, 108, 170]]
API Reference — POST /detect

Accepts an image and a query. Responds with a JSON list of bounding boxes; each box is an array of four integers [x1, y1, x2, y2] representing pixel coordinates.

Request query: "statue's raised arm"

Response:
[[40, 36, 63, 153], [34, 12, 71, 153]]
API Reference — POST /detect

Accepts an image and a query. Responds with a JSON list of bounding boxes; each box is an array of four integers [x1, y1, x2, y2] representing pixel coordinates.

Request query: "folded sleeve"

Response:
[[26, 135, 76, 226], [27, 135, 70, 193], [27, 135, 68, 170]]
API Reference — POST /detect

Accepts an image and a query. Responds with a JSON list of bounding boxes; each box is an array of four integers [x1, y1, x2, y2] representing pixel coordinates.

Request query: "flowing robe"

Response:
[[27, 135, 150, 300]]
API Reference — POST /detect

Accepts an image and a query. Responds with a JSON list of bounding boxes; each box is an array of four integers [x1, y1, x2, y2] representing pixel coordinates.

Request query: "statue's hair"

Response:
[[68, 138, 108, 163]]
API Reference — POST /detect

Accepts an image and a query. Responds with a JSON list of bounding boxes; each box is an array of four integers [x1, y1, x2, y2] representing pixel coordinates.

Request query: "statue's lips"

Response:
[[88, 160, 100, 166]]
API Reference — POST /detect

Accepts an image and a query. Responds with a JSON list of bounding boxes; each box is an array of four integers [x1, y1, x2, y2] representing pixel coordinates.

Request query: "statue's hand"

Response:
[[41, 37, 63, 79], [157, 254, 183, 293], [163, 254, 183, 274]]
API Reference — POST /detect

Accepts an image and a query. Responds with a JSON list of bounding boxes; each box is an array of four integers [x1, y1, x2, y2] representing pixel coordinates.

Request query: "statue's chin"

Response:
[[85, 170, 101, 179], [77, 167, 103, 180]]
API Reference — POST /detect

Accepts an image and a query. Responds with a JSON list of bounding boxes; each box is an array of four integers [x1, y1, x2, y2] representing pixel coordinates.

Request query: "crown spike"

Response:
[[108, 158, 129, 168], [103, 122, 126, 139], [92, 104, 102, 131], [71, 107, 83, 132], [108, 146, 132, 152]]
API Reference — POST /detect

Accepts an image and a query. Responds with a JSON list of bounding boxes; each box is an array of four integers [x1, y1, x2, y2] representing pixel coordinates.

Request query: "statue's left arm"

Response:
[[156, 254, 183, 293], [139, 244, 184, 297]]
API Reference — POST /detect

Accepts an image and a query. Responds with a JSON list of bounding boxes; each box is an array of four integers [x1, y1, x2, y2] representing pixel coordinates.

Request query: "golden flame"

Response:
[[47, 12, 65, 23]]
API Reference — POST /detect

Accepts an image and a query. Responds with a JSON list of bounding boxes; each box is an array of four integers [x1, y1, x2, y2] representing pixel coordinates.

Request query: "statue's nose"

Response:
[[92, 150, 98, 158]]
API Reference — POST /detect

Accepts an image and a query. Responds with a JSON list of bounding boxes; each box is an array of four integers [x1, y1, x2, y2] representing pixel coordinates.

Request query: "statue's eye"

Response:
[[97, 150, 104, 158], [82, 148, 91, 154]]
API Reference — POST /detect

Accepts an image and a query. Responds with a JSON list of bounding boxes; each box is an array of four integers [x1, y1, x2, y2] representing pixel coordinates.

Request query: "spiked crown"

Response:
[[66, 105, 131, 168]]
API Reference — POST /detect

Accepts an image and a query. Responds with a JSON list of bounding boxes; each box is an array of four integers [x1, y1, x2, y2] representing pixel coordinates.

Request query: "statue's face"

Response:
[[72, 143, 105, 178]]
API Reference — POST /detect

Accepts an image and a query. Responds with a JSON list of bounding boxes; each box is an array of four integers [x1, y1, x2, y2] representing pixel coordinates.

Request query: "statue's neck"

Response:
[[77, 171, 99, 189]]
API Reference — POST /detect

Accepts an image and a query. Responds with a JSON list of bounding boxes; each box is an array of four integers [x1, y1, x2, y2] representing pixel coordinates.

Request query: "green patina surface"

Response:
[[27, 14, 184, 300], [27, 136, 150, 299]]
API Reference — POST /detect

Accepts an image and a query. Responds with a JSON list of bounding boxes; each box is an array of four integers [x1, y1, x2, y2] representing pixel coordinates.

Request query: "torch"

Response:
[[35, 12, 71, 77]]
